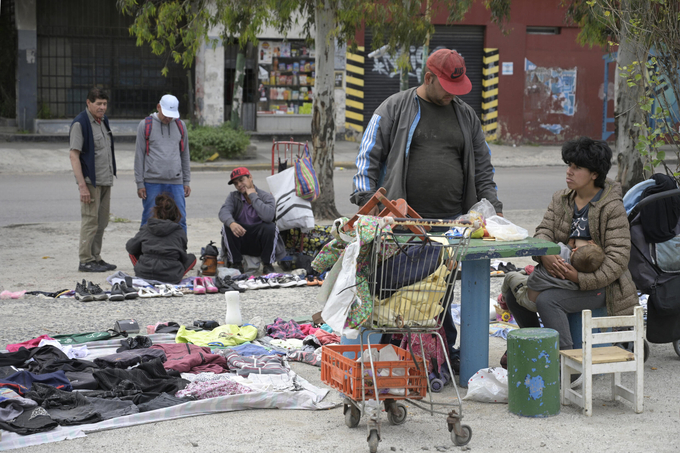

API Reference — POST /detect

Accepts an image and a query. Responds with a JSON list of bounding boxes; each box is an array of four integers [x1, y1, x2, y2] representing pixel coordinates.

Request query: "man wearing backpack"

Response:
[[134, 94, 191, 233]]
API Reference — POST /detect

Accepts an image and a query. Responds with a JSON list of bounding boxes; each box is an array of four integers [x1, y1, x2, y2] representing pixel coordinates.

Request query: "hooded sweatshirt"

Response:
[[125, 218, 193, 284], [134, 113, 191, 189]]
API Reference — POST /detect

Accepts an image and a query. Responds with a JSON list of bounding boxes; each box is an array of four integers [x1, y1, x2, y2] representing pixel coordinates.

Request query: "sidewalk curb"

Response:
[[190, 161, 357, 172]]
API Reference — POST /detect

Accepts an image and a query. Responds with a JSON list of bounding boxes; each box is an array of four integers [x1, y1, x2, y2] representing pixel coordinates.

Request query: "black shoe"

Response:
[[109, 283, 125, 301], [87, 281, 108, 301], [79, 261, 107, 273], [75, 279, 94, 302], [120, 281, 138, 300], [97, 259, 117, 271], [231, 262, 245, 274], [262, 263, 275, 275]]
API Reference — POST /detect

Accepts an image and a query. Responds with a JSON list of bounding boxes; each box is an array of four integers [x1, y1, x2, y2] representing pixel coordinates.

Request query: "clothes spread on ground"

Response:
[[175, 324, 258, 347], [150, 343, 228, 374], [224, 351, 289, 375], [5, 335, 55, 353], [175, 374, 252, 399], [266, 318, 306, 340], [93, 348, 166, 369]]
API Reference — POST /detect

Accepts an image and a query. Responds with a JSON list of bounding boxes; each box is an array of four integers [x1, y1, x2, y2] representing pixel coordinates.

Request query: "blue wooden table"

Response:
[[457, 237, 560, 386]]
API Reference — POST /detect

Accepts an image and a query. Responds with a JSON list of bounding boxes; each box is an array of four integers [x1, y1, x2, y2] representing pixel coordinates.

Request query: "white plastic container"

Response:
[[224, 291, 242, 326]]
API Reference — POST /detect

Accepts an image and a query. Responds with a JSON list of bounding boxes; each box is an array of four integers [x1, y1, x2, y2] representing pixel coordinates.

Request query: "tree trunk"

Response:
[[311, 0, 342, 220], [614, 10, 646, 194], [230, 50, 246, 129]]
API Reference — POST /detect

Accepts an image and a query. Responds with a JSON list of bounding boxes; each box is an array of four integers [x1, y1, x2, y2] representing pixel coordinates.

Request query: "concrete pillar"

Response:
[[195, 32, 225, 126], [15, 0, 37, 132]]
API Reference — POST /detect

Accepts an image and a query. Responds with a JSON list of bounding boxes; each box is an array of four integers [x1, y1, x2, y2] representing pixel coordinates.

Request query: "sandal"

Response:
[[193, 277, 206, 295], [138, 287, 160, 298], [203, 277, 219, 294]]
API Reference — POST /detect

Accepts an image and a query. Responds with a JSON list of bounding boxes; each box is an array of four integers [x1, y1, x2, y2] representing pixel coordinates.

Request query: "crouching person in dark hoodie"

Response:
[[126, 193, 196, 283]]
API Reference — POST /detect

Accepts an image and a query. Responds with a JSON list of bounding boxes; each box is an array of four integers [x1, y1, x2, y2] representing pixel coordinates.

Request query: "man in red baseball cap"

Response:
[[351, 47, 503, 374], [219, 167, 281, 275]]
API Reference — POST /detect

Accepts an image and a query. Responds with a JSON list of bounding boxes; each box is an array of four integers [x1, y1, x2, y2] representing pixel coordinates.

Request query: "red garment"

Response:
[[314, 329, 340, 345], [150, 343, 228, 374], [299, 324, 319, 336], [6, 335, 55, 353]]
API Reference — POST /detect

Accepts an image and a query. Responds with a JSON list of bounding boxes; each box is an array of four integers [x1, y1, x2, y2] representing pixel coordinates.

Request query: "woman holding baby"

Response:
[[502, 136, 638, 359]]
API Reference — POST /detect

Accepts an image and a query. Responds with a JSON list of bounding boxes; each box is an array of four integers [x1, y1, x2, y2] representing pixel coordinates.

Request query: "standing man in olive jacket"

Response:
[[69, 87, 117, 273]]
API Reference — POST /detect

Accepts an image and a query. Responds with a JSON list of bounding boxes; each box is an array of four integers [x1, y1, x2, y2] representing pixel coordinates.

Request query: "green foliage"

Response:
[[187, 123, 251, 162], [36, 102, 52, 120]]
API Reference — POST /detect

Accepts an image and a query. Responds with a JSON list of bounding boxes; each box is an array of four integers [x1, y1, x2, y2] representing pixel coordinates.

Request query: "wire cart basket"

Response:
[[321, 217, 473, 452]]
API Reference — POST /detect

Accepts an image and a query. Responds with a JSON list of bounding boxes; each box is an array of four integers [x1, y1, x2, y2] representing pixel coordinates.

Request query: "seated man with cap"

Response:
[[218, 167, 279, 275]]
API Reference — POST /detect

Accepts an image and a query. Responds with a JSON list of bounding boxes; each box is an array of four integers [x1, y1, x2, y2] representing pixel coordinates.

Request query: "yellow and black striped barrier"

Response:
[[345, 46, 365, 142], [482, 48, 499, 141]]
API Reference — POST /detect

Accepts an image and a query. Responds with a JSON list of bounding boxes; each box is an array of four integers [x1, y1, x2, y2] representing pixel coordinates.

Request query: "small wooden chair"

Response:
[[559, 306, 644, 416], [343, 188, 429, 236]]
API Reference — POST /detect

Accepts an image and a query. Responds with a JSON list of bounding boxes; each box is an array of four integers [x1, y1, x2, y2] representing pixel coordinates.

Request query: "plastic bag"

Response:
[[485, 216, 529, 241], [468, 198, 496, 220], [463, 367, 508, 403]]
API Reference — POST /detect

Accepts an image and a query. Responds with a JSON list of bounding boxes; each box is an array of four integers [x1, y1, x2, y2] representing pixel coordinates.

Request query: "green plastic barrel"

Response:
[[507, 328, 560, 417]]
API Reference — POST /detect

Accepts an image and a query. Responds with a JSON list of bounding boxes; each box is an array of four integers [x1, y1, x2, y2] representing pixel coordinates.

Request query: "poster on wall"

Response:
[[258, 41, 273, 64]]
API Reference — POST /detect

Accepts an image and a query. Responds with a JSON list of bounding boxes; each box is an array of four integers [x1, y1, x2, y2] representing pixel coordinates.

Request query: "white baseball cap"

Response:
[[159, 94, 180, 119]]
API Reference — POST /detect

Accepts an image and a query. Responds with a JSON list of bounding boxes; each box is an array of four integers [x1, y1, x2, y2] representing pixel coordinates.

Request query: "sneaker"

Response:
[[266, 275, 281, 288], [74, 279, 94, 302], [254, 277, 270, 289], [262, 263, 275, 275], [244, 276, 260, 290], [97, 259, 117, 271], [278, 275, 298, 288], [235, 280, 249, 292], [87, 281, 108, 301], [294, 275, 308, 287], [121, 281, 139, 299], [109, 283, 125, 301], [78, 261, 107, 273]]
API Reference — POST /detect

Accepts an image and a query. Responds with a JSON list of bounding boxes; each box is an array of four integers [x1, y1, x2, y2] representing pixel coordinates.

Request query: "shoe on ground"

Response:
[[244, 276, 260, 290], [97, 259, 117, 271], [231, 262, 245, 274], [262, 263, 275, 275], [278, 275, 298, 288], [254, 277, 270, 289], [78, 261, 107, 273], [87, 281, 108, 301], [75, 279, 94, 302], [109, 283, 125, 301], [120, 281, 139, 299]]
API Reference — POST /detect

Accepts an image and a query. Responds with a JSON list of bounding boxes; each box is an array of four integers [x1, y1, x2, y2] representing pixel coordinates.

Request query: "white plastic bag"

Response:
[[468, 198, 496, 219], [266, 167, 314, 231], [485, 215, 529, 241], [462, 367, 508, 403]]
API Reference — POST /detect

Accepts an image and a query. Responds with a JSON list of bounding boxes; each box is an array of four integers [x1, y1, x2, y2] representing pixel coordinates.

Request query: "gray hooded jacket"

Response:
[[134, 113, 191, 189]]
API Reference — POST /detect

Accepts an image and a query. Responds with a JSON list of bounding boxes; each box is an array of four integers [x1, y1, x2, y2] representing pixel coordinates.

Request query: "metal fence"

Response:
[[36, 0, 190, 119]]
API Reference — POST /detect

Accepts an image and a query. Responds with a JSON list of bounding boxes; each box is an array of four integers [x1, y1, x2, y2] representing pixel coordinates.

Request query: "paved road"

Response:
[[0, 166, 580, 227]]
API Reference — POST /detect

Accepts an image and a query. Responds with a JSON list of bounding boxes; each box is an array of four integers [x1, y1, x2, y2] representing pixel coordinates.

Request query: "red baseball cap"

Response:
[[228, 167, 251, 184], [426, 49, 472, 96]]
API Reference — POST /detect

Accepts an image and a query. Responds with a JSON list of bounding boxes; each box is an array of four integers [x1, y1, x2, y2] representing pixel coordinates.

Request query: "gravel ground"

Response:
[[1, 218, 679, 453]]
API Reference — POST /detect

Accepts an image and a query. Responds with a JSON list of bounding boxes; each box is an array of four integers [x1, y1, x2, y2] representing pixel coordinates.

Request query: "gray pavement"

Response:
[[0, 137, 566, 175]]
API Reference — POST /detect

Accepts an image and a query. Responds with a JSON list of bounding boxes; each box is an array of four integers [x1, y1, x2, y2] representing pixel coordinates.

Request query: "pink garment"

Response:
[[398, 326, 450, 374], [314, 329, 340, 345], [0, 290, 26, 299], [150, 343, 228, 374], [299, 324, 319, 336], [6, 334, 55, 353]]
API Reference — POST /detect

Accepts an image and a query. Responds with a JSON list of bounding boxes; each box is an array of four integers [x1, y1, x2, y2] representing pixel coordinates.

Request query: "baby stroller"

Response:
[[626, 174, 680, 357]]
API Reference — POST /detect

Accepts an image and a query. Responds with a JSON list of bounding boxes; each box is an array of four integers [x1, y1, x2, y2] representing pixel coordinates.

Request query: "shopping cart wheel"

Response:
[[386, 402, 407, 425], [344, 403, 361, 428], [430, 377, 445, 393], [367, 429, 380, 453], [451, 424, 472, 446], [673, 339, 680, 358]]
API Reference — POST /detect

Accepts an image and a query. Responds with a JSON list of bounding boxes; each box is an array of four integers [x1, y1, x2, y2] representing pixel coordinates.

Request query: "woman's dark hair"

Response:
[[152, 193, 181, 223], [561, 136, 612, 188]]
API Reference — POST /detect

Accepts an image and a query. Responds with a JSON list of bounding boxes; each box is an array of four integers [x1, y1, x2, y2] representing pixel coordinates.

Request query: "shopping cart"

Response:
[[321, 217, 473, 452], [270, 138, 307, 175]]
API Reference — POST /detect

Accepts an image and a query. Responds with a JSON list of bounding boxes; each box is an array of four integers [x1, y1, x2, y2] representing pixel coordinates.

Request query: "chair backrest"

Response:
[[582, 306, 644, 359], [271, 139, 307, 175]]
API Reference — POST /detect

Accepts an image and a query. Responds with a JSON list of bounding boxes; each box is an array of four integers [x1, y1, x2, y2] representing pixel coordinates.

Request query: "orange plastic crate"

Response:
[[321, 344, 428, 401]]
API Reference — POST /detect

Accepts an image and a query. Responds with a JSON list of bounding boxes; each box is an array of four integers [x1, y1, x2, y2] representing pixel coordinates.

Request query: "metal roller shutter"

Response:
[[363, 25, 484, 130]]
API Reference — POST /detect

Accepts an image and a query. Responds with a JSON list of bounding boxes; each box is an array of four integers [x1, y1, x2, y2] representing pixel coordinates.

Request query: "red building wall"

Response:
[[360, 0, 614, 144]]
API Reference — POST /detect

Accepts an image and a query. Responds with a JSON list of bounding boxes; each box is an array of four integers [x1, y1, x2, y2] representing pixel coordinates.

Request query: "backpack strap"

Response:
[[175, 118, 185, 152], [144, 116, 153, 155]]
